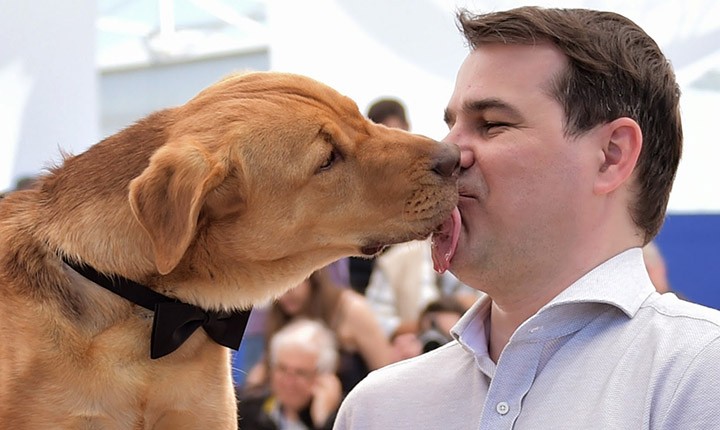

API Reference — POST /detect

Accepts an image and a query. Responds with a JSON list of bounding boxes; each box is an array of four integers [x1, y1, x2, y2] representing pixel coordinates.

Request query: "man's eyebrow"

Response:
[[444, 98, 523, 124], [464, 98, 523, 118]]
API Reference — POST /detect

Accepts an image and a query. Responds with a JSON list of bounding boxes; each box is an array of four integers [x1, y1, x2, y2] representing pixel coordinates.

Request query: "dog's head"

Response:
[[128, 72, 458, 306]]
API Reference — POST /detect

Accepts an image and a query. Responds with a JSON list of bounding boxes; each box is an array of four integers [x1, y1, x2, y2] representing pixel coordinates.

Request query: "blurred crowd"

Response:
[[233, 251, 477, 429]]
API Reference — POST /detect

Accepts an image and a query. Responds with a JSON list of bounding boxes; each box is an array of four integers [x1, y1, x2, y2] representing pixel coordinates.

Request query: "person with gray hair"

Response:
[[335, 6, 720, 429], [268, 318, 339, 375], [238, 318, 342, 430]]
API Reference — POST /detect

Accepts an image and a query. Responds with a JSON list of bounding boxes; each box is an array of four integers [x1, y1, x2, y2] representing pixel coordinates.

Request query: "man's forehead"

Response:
[[447, 44, 565, 114], [457, 43, 566, 88]]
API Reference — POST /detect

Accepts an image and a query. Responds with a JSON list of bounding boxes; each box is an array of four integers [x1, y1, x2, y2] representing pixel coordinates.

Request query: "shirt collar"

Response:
[[452, 292, 492, 357], [541, 247, 655, 318], [451, 247, 656, 356]]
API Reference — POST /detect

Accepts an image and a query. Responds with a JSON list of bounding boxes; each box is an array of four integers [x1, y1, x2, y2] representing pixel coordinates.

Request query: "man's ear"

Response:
[[593, 117, 642, 196], [129, 139, 227, 275]]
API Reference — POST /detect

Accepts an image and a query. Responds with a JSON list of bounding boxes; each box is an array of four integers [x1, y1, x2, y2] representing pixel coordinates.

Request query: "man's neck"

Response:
[[487, 293, 553, 362], [484, 252, 605, 362], [485, 246, 644, 362]]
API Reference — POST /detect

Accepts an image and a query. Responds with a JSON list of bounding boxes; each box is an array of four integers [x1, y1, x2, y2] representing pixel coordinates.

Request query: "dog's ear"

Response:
[[129, 139, 226, 275]]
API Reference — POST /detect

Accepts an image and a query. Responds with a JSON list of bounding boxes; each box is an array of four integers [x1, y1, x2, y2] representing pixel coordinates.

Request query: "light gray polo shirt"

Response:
[[334, 248, 720, 429]]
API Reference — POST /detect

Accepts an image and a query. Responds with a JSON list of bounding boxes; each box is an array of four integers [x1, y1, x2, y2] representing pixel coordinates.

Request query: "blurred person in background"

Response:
[[365, 239, 481, 337], [642, 241, 670, 293], [391, 295, 469, 361], [416, 295, 467, 354], [347, 97, 411, 295], [244, 267, 396, 395], [366, 97, 410, 131], [237, 318, 341, 430], [0, 175, 38, 198], [233, 263, 348, 388]]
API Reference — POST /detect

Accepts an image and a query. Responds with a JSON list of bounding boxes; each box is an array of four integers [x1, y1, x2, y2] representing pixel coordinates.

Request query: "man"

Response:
[[238, 318, 342, 430], [334, 6, 720, 429], [367, 98, 410, 131]]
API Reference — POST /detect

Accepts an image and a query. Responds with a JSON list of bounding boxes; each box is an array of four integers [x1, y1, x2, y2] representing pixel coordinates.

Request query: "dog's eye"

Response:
[[316, 131, 342, 174], [318, 150, 338, 172]]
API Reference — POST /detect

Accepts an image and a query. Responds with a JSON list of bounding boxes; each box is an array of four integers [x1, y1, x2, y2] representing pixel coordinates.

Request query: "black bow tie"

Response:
[[62, 257, 252, 359]]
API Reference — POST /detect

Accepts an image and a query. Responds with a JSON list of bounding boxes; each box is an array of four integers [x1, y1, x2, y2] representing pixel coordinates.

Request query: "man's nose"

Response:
[[459, 147, 474, 169], [442, 134, 474, 170]]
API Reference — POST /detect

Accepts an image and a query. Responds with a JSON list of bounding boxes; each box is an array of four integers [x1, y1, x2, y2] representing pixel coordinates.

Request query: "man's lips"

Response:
[[457, 184, 479, 201]]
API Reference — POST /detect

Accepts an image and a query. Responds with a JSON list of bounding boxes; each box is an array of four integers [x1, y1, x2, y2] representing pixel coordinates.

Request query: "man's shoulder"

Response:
[[376, 340, 466, 373], [643, 293, 720, 330], [335, 341, 487, 428], [350, 340, 473, 395], [633, 293, 720, 360]]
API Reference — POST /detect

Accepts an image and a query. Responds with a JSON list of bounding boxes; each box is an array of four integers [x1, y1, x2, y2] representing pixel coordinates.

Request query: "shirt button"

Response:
[[529, 326, 542, 334], [496, 401, 509, 415]]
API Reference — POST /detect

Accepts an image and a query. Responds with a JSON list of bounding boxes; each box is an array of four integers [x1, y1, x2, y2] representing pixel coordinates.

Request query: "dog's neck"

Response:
[[61, 255, 252, 359], [32, 122, 166, 283]]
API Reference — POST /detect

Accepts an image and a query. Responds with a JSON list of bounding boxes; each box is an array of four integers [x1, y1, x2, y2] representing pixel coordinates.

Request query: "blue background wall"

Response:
[[655, 214, 719, 309]]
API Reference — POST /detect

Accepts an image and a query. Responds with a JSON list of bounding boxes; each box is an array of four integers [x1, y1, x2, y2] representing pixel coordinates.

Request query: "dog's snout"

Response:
[[431, 144, 461, 178]]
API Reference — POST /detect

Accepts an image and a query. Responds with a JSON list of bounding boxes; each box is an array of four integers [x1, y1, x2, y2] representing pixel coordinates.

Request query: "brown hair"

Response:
[[246, 268, 344, 386], [265, 267, 343, 346], [457, 7, 682, 242], [367, 98, 408, 127]]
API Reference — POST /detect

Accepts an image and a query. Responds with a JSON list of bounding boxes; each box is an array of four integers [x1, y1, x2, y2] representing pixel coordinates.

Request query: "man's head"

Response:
[[457, 7, 682, 243], [367, 98, 410, 131], [439, 7, 681, 293], [268, 318, 338, 412]]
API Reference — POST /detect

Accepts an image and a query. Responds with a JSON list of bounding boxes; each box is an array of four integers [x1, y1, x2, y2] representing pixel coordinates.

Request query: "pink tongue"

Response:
[[431, 207, 461, 273]]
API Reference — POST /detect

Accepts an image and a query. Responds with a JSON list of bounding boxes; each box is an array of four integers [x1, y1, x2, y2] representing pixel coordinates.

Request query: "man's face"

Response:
[[443, 43, 603, 294], [381, 115, 409, 131], [271, 346, 318, 412]]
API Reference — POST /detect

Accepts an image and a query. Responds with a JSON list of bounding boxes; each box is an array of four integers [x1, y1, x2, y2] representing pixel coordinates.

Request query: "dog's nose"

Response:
[[431, 144, 461, 178]]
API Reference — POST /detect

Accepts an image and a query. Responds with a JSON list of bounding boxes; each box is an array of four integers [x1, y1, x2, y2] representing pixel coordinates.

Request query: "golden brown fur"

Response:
[[0, 71, 458, 429]]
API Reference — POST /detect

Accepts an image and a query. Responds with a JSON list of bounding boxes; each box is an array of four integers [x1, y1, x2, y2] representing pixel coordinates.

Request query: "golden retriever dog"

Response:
[[0, 71, 459, 429]]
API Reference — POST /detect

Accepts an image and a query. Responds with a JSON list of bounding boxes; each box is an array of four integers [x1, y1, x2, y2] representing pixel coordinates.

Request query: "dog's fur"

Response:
[[0, 71, 459, 429]]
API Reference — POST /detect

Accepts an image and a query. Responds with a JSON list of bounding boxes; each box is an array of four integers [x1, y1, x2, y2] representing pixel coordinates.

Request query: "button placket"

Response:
[[478, 341, 545, 430]]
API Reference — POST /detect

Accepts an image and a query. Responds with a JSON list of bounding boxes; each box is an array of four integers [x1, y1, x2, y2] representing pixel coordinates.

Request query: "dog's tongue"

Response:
[[431, 207, 461, 274]]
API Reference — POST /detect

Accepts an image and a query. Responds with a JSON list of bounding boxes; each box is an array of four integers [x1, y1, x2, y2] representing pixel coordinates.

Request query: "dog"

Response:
[[0, 71, 459, 429]]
